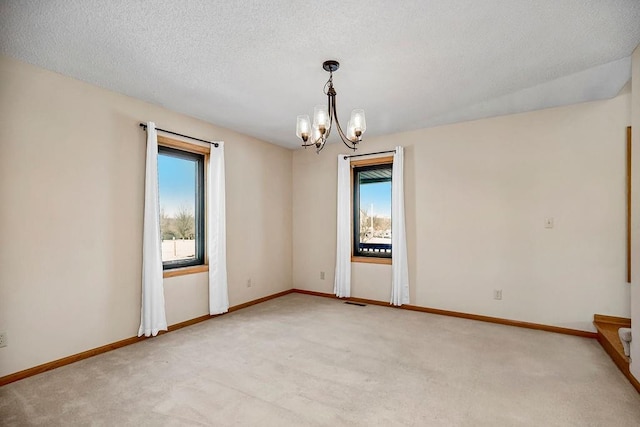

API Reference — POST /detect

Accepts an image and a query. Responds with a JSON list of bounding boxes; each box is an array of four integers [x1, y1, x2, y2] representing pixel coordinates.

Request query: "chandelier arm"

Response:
[[330, 93, 358, 150], [324, 92, 333, 142], [301, 133, 325, 147]]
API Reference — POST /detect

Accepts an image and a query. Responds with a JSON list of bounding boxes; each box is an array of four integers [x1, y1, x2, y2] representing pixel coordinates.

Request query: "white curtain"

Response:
[[391, 146, 410, 306], [138, 122, 168, 337], [208, 141, 229, 315], [334, 154, 351, 298]]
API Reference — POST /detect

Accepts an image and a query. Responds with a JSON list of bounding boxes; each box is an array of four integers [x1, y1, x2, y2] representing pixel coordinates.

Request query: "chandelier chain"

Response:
[[323, 72, 333, 95]]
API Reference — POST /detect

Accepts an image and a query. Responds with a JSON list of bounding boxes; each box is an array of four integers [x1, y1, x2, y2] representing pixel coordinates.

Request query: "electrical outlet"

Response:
[[493, 289, 502, 300], [0, 332, 7, 348], [246, 279, 252, 288], [320, 271, 325, 280]]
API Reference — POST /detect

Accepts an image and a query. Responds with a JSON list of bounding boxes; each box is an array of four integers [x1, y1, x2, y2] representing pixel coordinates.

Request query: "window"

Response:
[[352, 159, 392, 259], [158, 144, 205, 269]]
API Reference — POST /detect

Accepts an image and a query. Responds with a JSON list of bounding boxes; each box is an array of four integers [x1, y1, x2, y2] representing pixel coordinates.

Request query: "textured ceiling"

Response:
[[1, 1, 640, 149]]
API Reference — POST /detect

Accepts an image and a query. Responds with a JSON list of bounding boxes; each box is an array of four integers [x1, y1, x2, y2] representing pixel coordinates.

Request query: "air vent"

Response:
[[345, 301, 366, 307]]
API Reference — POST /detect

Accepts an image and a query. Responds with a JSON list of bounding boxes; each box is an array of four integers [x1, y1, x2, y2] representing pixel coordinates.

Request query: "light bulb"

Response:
[[347, 120, 356, 141], [312, 126, 322, 145], [296, 115, 310, 142], [313, 105, 329, 134], [349, 109, 366, 138]]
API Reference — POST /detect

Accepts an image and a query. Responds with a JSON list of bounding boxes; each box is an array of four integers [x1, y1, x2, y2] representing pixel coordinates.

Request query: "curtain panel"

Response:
[[334, 154, 352, 298], [208, 141, 229, 314], [391, 146, 410, 306], [138, 122, 168, 337]]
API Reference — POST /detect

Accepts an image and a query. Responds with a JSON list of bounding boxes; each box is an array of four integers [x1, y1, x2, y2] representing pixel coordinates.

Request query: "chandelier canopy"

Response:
[[296, 60, 366, 153]]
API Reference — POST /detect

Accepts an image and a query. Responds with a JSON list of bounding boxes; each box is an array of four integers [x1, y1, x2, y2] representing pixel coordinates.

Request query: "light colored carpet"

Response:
[[1, 293, 639, 426]]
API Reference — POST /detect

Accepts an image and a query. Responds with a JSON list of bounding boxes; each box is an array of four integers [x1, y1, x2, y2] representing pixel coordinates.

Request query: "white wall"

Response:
[[293, 91, 631, 332], [0, 56, 293, 377], [630, 44, 640, 382]]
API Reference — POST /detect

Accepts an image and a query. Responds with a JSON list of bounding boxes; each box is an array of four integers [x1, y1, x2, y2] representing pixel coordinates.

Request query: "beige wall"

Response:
[[293, 91, 631, 332], [0, 56, 293, 377], [1, 52, 634, 379], [630, 44, 640, 382]]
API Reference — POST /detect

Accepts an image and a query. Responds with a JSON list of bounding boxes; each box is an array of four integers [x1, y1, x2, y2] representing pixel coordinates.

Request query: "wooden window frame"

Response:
[[351, 156, 393, 265], [157, 136, 210, 274]]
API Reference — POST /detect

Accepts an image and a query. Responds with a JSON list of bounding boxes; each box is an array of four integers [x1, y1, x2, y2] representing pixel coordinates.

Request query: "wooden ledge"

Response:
[[593, 314, 630, 365], [593, 314, 638, 393], [351, 256, 392, 265], [163, 264, 208, 278], [594, 314, 631, 327]]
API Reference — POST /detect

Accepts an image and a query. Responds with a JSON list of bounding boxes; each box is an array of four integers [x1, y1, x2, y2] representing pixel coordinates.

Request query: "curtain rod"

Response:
[[343, 149, 395, 160], [139, 123, 219, 147]]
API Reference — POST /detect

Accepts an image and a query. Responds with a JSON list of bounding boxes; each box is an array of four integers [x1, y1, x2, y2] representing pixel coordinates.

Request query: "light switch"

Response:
[[544, 217, 554, 229]]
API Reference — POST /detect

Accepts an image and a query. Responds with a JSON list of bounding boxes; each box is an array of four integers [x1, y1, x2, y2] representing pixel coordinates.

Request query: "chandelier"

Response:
[[296, 60, 366, 153]]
